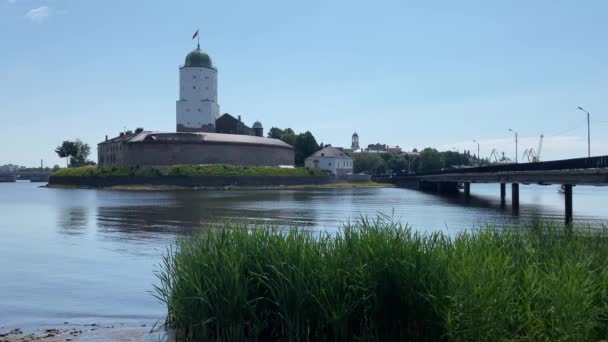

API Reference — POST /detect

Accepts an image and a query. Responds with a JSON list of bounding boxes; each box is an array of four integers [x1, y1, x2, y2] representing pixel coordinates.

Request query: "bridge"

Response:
[[0, 171, 53, 183], [375, 155, 608, 225]]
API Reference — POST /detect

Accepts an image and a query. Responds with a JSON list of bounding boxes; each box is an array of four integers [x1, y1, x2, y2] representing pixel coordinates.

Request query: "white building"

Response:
[[305, 146, 353, 176], [176, 44, 220, 132]]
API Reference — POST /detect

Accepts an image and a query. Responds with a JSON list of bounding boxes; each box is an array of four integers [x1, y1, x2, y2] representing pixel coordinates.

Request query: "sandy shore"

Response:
[[0, 323, 172, 342]]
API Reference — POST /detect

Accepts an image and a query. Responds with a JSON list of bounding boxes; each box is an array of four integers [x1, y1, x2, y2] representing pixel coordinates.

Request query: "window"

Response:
[[192, 86, 196, 90], [193, 75, 197, 79], [197, 108, 201, 112]]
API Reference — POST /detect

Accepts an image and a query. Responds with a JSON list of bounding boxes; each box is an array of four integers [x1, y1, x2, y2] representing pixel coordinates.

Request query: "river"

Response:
[[1, 181, 607, 330]]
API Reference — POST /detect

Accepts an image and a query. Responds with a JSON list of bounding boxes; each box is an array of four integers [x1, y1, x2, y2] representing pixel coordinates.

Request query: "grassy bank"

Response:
[[53, 165, 326, 177], [156, 219, 608, 341]]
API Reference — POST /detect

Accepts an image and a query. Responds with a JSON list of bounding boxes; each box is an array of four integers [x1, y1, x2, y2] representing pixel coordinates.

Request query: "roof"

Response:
[[99, 131, 293, 149], [184, 47, 213, 68], [306, 146, 352, 160]]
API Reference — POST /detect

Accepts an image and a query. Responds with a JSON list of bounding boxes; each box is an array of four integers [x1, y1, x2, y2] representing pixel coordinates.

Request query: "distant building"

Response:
[[304, 146, 353, 176], [98, 41, 290, 167], [366, 143, 402, 154], [351, 132, 360, 150], [215, 113, 263, 137], [0, 164, 20, 172]]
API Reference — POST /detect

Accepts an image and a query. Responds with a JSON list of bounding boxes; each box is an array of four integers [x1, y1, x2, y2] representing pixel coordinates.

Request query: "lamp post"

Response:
[[577, 106, 591, 158], [508, 129, 518, 163], [473, 140, 480, 167]]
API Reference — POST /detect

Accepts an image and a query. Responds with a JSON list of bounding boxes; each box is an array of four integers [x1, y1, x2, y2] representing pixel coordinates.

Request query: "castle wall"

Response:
[[99, 141, 294, 167]]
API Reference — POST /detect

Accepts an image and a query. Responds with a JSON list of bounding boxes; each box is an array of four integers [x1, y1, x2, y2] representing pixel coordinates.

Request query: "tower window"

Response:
[[193, 75, 197, 79], [193, 86, 196, 90], [197, 108, 201, 112]]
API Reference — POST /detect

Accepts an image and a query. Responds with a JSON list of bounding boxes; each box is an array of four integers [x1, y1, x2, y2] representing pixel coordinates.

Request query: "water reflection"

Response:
[[57, 207, 88, 235], [93, 190, 326, 243]]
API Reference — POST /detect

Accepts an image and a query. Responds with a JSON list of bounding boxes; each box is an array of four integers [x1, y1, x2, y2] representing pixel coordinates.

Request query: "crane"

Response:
[[535, 134, 543, 162], [489, 149, 511, 164], [523, 135, 544, 162]]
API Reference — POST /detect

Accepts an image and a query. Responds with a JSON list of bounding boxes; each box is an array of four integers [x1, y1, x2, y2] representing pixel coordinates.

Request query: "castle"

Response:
[[98, 42, 294, 167]]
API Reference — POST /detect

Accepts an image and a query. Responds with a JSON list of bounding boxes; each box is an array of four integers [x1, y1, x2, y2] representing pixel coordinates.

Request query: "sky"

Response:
[[1, 0, 607, 167]]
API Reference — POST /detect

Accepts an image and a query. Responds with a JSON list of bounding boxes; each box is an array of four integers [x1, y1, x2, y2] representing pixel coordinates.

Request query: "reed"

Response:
[[155, 218, 608, 341]]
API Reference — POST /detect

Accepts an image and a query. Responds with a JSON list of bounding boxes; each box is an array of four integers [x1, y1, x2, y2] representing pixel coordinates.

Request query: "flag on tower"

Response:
[[192, 30, 199, 40]]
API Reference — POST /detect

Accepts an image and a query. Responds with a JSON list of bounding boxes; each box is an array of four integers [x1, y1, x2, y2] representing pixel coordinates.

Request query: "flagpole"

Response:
[[197, 28, 200, 49]]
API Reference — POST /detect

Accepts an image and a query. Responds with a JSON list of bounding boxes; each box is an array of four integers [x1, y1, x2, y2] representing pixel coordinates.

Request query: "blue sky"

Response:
[[1, 0, 607, 166]]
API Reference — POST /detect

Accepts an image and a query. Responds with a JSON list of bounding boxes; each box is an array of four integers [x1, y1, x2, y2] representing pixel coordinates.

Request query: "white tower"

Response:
[[176, 44, 219, 132]]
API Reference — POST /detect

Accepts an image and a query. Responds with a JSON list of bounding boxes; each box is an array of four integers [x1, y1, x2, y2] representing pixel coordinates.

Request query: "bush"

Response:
[[53, 165, 326, 178], [52, 165, 163, 177], [168, 164, 326, 177], [156, 218, 608, 341]]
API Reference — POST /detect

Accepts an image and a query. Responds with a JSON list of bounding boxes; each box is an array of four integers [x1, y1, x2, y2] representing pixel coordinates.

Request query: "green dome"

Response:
[[184, 47, 212, 68]]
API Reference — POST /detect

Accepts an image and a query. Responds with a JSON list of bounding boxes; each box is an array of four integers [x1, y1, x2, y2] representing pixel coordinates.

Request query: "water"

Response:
[[1, 181, 607, 329]]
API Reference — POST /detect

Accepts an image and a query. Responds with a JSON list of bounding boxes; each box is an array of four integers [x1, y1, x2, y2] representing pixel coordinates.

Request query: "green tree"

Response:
[[267, 127, 284, 139], [280, 129, 296, 146], [352, 153, 385, 175], [293, 131, 319, 166], [69, 140, 92, 167], [55, 139, 92, 168], [55, 141, 78, 167]]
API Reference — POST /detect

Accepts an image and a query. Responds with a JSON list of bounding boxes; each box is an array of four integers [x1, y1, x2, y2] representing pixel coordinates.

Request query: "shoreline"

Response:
[[45, 181, 392, 191], [0, 322, 171, 342]]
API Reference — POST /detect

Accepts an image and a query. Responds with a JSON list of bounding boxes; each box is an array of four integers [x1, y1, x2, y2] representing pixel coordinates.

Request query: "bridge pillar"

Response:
[[464, 182, 470, 197], [564, 184, 573, 225], [511, 183, 519, 210], [500, 183, 506, 205]]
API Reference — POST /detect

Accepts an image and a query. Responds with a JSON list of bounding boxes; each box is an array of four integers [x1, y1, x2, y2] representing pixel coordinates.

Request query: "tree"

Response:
[[280, 130, 296, 147], [352, 153, 385, 175], [267, 127, 284, 139], [55, 141, 78, 167], [293, 131, 319, 166], [55, 139, 92, 168], [69, 140, 92, 167], [266, 127, 321, 166]]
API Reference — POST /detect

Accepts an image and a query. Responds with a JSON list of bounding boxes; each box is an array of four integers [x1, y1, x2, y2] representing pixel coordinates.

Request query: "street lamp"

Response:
[[577, 106, 591, 158], [508, 129, 518, 163], [473, 140, 480, 167]]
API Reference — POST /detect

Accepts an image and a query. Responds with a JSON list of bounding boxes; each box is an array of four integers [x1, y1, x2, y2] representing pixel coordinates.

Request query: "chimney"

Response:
[[105, 135, 108, 141], [135, 127, 144, 133], [119, 132, 125, 137], [238, 115, 241, 123]]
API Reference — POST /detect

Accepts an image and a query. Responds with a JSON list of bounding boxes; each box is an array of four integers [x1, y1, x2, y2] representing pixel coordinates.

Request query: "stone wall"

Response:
[[99, 141, 294, 167], [49, 175, 334, 187]]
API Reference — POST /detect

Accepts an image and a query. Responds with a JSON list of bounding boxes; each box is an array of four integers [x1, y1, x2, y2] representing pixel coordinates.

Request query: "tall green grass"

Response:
[[155, 218, 608, 341]]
